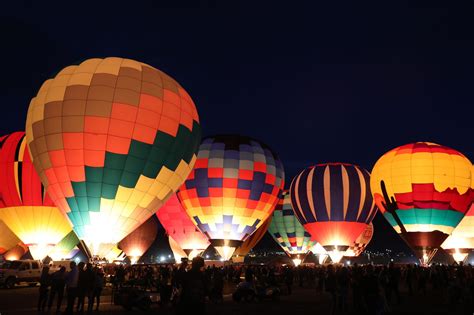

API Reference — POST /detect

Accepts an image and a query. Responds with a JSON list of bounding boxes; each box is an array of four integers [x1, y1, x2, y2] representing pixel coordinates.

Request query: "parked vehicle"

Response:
[[0, 260, 43, 288]]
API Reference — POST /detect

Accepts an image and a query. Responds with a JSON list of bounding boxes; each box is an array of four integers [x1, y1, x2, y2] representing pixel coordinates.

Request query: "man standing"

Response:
[[64, 261, 79, 315], [48, 266, 66, 313]]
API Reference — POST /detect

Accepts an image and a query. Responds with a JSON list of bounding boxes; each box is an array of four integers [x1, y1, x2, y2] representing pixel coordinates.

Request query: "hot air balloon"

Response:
[[0, 132, 72, 259], [4, 244, 28, 261], [232, 216, 272, 263], [169, 236, 188, 263], [311, 243, 329, 264], [178, 135, 285, 260], [269, 191, 315, 266], [371, 143, 473, 265], [118, 216, 158, 264], [157, 194, 209, 260], [25, 57, 201, 256], [0, 220, 21, 255], [48, 230, 81, 260], [290, 163, 377, 263], [441, 204, 474, 263], [345, 222, 374, 257]]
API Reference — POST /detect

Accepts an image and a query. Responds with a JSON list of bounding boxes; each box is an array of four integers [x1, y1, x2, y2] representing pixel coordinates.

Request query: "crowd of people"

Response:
[[37, 261, 104, 314], [34, 258, 474, 314]]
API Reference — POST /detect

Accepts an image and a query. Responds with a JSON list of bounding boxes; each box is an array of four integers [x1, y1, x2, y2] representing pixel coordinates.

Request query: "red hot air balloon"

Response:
[[156, 194, 209, 260], [290, 163, 377, 263]]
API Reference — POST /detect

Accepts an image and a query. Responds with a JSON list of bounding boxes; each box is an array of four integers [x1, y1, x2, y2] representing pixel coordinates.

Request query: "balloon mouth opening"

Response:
[[292, 258, 302, 266]]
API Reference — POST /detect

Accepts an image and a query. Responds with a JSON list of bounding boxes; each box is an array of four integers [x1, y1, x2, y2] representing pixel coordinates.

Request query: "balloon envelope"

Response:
[[0, 132, 72, 259], [268, 191, 315, 260], [178, 135, 285, 260], [371, 142, 473, 264], [156, 194, 209, 258], [25, 57, 201, 254], [441, 204, 474, 262], [118, 216, 158, 264], [345, 222, 374, 257], [290, 163, 377, 263], [0, 220, 21, 254]]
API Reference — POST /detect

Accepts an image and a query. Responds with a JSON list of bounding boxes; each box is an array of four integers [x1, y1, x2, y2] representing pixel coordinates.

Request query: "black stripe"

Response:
[[357, 168, 373, 223], [313, 166, 329, 221], [345, 165, 361, 221], [329, 165, 343, 221]]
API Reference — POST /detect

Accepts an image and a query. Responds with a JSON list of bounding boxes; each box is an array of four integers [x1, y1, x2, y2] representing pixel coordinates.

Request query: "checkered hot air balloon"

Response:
[[268, 191, 315, 266], [371, 142, 474, 265], [178, 135, 285, 261], [290, 163, 377, 263], [156, 194, 209, 260], [345, 222, 373, 257], [25, 57, 201, 256], [0, 132, 73, 259]]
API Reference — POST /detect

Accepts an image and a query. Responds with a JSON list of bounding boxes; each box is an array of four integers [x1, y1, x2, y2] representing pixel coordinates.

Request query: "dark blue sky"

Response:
[[1, 1, 473, 253]]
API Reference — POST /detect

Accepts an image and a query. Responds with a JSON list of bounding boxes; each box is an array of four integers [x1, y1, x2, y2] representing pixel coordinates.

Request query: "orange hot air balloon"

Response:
[[4, 243, 28, 261], [232, 216, 272, 263], [157, 194, 209, 260], [25, 57, 201, 256], [345, 223, 374, 257], [371, 143, 473, 265], [118, 216, 158, 264], [0, 220, 22, 254], [0, 132, 72, 259], [290, 163, 377, 263]]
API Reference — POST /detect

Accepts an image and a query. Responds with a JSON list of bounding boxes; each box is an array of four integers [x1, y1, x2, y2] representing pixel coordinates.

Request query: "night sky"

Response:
[[2, 1, 474, 254]]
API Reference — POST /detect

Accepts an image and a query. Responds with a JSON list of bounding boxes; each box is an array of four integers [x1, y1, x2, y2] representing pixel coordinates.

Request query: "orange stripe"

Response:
[[355, 167, 366, 220], [306, 167, 317, 221], [341, 165, 350, 220], [292, 174, 307, 223], [323, 166, 331, 220]]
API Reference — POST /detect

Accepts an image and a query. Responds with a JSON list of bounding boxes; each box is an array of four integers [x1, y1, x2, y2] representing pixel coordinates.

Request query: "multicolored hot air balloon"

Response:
[[345, 222, 374, 257], [0, 220, 21, 255], [178, 135, 285, 260], [269, 191, 315, 266], [0, 132, 72, 259], [290, 163, 377, 263], [441, 204, 474, 263], [25, 57, 201, 255], [232, 216, 272, 263], [156, 194, 209, 260], [371, 143, 473, 265], [118, 216, 158, 264]]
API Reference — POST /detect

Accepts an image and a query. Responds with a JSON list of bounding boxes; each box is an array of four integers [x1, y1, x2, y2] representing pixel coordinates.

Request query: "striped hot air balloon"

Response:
[[0, 132, 72, 260], [48, 230, 81, 260], [25, 57, 201, 256], [345, 222, 374, 257], [290, 163, 377, 263], [178, 135, 285, 260], [156, 194, 209, 260], [232, 216, 272, 263], [268, 191, 315, 266], [371, 143, 473, 265]]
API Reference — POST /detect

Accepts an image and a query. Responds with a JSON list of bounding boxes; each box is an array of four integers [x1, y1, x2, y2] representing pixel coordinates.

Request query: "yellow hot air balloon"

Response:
[[0, 132, 72, 260], [371, 142, 473, 265], [25, 57, 201, 256], [0, 220, 22, 255]]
